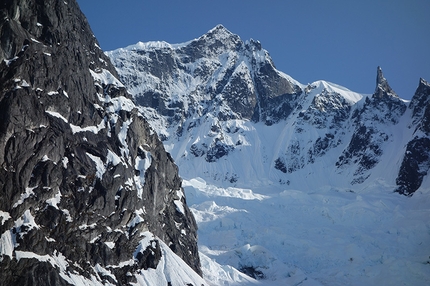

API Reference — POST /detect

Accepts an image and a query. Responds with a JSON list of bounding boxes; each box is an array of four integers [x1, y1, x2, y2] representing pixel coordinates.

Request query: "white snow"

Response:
[[94, 263, 117, 283], [20, 80, 30, 87], [106, 149, 122, 166], [0, 230, 15, 260], [4, 56, 18, 66], [45, 236, 56, 242], [173, 190, 185, 215], [15, 250, 52, 262], [107, 96, 135, 113], [183, 177, 430, 285], [62, 209, 73, 222], [70, 119, 105, 134], [312, 80, 363, 104], [45, 110, 68, 123], [132, 232, 207, 286], [183, 178, 269, 201], [117, 119, 133, 164], [134, 148, 152, 199], [78, 223, 97, 230], [89, 68, 124, 88], [46, 189, 62, 209], [86, 153, 106, 179], [0, 211, 11, 225], [12, 186, 37, 208], [104, 242, 115, 250], [127, 209, 145, 228], [11, 210, 40, 243], [62, 157, 69, 168]]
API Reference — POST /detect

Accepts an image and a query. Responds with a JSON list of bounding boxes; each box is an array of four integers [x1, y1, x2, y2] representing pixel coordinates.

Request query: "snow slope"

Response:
[[184, 177, 430, 285]]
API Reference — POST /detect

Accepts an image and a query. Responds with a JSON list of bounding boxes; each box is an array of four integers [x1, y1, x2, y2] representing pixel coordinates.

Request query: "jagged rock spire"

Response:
[[409, 78, 430, 119], [374, 66, 398, 98]]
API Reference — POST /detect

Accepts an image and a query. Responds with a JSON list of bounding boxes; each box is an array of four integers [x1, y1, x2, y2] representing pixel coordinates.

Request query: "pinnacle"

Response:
[[374, 66, 398, 98], [419, 77, 429, 87]]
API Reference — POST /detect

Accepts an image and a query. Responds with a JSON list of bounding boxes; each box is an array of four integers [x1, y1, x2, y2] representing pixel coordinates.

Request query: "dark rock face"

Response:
[[409, 78, 430, 131], [395, 138, 430, 196], [395, 78, 430, 195], [0, 0, 201, 284]]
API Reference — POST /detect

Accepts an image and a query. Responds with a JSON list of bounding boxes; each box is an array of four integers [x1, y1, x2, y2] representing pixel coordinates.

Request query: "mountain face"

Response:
[[396, 78, 430, 195], [0, 1, 203, 285], [108, 25, 430, 196]]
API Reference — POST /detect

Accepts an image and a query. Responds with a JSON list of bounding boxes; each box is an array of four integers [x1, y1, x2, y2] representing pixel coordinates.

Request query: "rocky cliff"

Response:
[[0, 0, 202, 285]]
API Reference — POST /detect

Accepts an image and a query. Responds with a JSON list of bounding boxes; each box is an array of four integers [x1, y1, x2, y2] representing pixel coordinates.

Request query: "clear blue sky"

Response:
[[77, 0, 429, 99]]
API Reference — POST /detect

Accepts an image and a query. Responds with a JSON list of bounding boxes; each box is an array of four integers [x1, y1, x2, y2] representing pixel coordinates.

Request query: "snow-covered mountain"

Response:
[[107, 25, 429, 196], [107, 25, 430, 285]]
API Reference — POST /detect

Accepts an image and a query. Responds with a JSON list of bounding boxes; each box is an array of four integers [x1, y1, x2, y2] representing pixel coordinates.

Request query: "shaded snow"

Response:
[[0, 230, 15, 260], [0, 211, 11, 225], [184, 178, 430, 285], [45, 189, 62, 209], [132, 233, 207, 286], [134, 148, 152, 199]]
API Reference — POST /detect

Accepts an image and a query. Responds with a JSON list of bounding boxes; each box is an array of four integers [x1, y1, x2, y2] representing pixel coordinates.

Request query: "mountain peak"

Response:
[[374, 66, 398, 98], [409, 77, 430, 122], [202, 24, 240, 43], [419, 77, 430, 88], [416, 77, 430, 99], [208, 24, 232, 35]]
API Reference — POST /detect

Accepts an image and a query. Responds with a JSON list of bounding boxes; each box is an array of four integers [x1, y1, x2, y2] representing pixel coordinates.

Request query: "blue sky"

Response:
[[77, 0, 429, 99]]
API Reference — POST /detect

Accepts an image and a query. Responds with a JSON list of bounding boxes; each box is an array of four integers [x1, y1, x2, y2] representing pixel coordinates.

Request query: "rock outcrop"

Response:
[[395, 78, 430, 196], [0, 0, 201, 284]]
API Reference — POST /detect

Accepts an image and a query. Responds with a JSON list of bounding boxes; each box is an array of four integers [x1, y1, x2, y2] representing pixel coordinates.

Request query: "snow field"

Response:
[[183, 177, 430, 285]]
